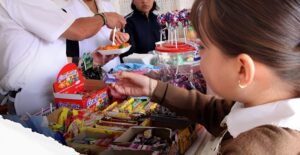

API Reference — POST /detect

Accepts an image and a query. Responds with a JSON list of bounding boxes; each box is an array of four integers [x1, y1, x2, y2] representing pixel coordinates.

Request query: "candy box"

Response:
[[141, 115, 195, 154], [103, 126, 177, 155], [66, 128, 117, 155], [53, 63, 109, 112]]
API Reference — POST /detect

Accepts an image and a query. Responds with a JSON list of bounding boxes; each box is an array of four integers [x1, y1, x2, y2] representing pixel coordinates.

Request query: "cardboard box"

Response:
[[53, 63, 109, 111], [103, 126, 175, 155], [147, 115, 192, 130], [66, 128, 115, 155], [46, 108, 123, 155], [114, 126, 172, 144], [140, 116, 195, 154]]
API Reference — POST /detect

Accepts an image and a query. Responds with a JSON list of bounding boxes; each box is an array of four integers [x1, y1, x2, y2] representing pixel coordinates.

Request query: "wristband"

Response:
[[95, 13, 107, 26]]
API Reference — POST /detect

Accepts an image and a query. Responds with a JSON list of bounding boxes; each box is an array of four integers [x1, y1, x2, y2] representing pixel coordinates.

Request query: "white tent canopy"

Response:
[[109, 0, 195, 16]]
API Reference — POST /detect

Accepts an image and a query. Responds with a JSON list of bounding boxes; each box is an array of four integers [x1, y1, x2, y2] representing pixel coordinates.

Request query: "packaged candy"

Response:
[[102, 101, 118, 113], [120, 98, 134, 112], [144, 129, 152, 139], [106, 111, 132, 120], [82, 53, 93, 71], [53, 64, 110, 111], [132, 101, 148, 113], [103, 73, 117, 84]]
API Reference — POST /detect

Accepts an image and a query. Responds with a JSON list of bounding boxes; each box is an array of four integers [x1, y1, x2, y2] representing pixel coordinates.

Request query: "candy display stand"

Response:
[[155, 9, 206, 93]]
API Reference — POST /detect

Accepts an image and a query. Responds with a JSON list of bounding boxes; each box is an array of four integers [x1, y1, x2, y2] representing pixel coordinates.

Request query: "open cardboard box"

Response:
[[102, 126, 176, 155], [46, 107, 124, 155], [46, 107, 63, 125], [140, 116, 196, 154], [53, 63, 109, 111], [66, 129, 116, 155], [147, 115, 192, 130]]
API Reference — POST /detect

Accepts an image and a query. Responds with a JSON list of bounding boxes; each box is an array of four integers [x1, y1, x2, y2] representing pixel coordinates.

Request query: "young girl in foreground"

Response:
[[112, 0, 300, 154]]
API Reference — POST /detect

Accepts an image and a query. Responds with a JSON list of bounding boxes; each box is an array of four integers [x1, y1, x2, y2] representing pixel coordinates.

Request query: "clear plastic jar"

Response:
[[155, 41, 198, 82]]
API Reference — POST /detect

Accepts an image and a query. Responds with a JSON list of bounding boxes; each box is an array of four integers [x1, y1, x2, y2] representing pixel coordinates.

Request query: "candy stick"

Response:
[[175, 29, 178, 48], [160, 29, 163, 43], [183, 27, 187, 43]]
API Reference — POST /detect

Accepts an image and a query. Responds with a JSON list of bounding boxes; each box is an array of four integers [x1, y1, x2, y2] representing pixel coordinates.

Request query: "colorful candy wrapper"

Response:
[[104, 73, 117, 84], [106, 111, 132, 120], [102, 101, 118, 113], [119, 98, 135, 112]]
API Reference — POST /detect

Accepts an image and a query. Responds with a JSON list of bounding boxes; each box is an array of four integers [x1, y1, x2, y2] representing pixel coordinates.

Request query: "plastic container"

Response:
[[155, 41, 198, 82]]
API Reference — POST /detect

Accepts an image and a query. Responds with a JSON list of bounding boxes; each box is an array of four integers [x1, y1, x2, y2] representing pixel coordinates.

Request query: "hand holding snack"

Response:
[[110, 31, 130, 45], [111, 72, 158, 97]]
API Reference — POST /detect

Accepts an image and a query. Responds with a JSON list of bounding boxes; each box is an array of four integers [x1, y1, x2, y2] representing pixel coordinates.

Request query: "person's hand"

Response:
[[111, 72, 158, 97], [104, 12, 126, 29], [92, 51, 117, 65], [110, 31, 130, 44]]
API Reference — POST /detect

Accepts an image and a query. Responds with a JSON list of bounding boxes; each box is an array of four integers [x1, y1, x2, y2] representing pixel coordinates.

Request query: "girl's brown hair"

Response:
[[191, 0, 300, 94]]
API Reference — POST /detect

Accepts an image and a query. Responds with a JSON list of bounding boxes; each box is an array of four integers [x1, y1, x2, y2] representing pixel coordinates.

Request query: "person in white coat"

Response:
[[0, 0, 126, 115], [64, 0, 130, 56], [63, 0, 130, 71]]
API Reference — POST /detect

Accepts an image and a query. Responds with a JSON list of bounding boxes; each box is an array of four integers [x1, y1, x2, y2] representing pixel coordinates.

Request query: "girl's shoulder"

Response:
[[221, 125, 300, 154]]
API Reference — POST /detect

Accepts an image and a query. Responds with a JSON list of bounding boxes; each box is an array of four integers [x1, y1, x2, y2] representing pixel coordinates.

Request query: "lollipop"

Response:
[[178, 9, 190, 27], [170, 11, 179, 28], [157, 14, 166, 26]]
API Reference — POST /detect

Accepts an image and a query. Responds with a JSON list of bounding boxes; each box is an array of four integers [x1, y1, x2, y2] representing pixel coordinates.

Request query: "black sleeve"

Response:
[[66, 39, 79, 57], [62, 8, 80, 58], [120, 20, 136, 62]]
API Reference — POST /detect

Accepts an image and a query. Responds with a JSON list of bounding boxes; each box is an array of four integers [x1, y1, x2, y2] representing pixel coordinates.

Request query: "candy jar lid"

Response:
[[155, 42, 196, 53]]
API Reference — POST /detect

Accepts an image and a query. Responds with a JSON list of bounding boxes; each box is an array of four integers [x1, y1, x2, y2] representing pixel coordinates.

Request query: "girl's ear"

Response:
[[237, 53, 255, 88]]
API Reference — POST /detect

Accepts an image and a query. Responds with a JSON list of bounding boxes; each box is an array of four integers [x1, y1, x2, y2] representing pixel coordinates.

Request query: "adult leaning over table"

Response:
[[61, 0, 130, 71], [0, 0, 126, 115]]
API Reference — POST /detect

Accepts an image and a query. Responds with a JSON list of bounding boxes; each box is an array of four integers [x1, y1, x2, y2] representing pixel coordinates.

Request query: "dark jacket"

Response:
[[120, 11, 162, 60]]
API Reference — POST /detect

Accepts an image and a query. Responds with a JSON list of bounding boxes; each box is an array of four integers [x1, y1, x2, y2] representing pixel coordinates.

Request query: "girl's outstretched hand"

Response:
[[111, 72, 158, 97]]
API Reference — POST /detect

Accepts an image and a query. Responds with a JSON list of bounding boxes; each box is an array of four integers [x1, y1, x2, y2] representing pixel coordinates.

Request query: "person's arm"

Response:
[[62, 12, 126, 41], [1, 0, 124, 43], [62, 16, 103, 41], [112, 72, 235, 136], [152, 81, 235, 136]]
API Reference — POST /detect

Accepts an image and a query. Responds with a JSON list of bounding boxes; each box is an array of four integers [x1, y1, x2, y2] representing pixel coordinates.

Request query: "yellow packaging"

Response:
[[120, 98, 134, 112], [72, 109, 79, 117], [103, 101, 118, 113], [106, 111, 131, 120], [132, 101, 148, 113], [178, 127, 192, 154], [81, 126, 124, 136], [126, 99, 144, 113], [140, 118, 152, 126], [149, 103, 158, 111], [67, 119, 84, 137], [58, 107, 70, 125]]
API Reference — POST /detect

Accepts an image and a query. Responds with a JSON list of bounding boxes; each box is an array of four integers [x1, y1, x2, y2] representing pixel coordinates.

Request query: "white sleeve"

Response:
[[100, 1, 116, 12], [0, 0, 76, 42]]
